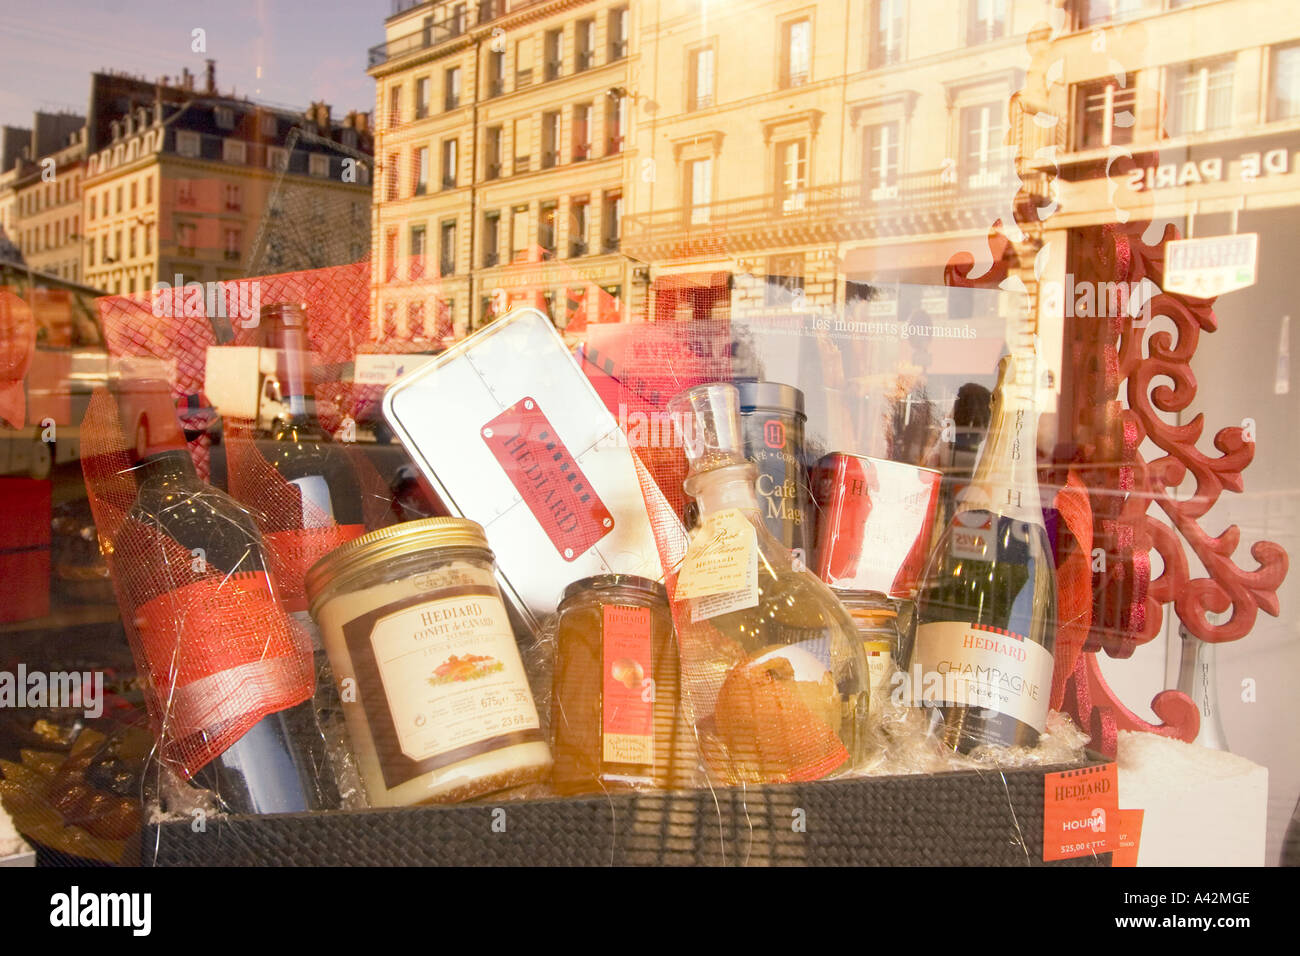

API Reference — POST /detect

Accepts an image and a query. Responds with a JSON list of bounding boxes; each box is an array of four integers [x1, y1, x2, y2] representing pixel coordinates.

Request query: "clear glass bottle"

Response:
[[667, 383, 870, 784], [837, 589, 901, 720], [1174, 620, 1229, 751]]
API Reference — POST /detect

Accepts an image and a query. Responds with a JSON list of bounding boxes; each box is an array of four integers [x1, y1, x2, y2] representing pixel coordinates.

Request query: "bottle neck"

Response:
[[685, 462, 761, 517], [1175, 627, 1229, 750], [961, 379, 1042, 524], [133, 448, 198, 485]]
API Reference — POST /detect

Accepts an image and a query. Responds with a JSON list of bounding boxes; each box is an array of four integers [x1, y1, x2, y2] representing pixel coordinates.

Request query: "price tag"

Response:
[[1042, 763, 1119, 861]]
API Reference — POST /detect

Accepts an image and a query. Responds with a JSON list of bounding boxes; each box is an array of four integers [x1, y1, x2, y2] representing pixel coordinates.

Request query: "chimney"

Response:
[[205, 59, 216, 95], [181, 68, 193, 91]]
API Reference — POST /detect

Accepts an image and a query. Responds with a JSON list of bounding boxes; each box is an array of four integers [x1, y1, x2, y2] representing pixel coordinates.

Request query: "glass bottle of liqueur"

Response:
[[903, 355, 1057, 753], [668, 383, 870, 784], [121, 434, 326, 814], [735, 382, 815, 566], [258, 302, 366, 805]]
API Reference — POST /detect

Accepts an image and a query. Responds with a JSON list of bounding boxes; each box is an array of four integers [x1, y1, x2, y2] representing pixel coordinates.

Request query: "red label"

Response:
[[1042, 763, 1119, 861], [481, 397, 613, 561], [1111, 809, 1144, 867], [602, 604, 654, 766], [763, 418, 786, 449]]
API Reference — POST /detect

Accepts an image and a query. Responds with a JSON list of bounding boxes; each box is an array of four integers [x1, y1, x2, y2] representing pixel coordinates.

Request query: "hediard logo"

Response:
[[49, 886, 151, 936]]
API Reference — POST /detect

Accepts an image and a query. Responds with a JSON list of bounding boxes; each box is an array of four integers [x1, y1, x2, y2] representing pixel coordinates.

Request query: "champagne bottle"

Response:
[[121, 435, 325, 814], [902, 355, 1057, 752], [668, 383, 870, 783]]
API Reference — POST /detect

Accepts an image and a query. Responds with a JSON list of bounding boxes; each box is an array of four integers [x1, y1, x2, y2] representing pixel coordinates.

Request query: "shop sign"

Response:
[[1126, 148, 1293, 192]]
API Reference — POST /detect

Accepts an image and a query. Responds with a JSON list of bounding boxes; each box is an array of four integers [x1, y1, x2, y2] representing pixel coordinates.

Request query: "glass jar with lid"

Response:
[[551, 574, 695, 795], [306, 517, 551, 807]]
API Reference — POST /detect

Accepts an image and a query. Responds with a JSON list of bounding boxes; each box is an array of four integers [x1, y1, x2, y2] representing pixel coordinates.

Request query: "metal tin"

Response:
[[379, 308, 665, 633], [811, 453, 942, 598], [735, 380, 814, 562]]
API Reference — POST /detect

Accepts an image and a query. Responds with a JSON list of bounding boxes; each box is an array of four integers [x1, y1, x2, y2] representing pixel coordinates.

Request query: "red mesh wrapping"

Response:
[[80, 389, 313, 778]]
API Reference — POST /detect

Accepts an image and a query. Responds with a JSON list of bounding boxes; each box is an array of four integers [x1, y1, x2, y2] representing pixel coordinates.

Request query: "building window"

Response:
[[510, 204, 529, 262], [606, 93, 626, 154], [128, 227, 137, 258], [442, 139, 458, 188], [1167, 57, 1234, 137], [88, 194, 96, 221], [1082, 0, 1148, 27], [569, 197, 589, 257], [869, 0, 904, 68], [414, 146, 429, 195], [782, 18, 811, 88], [385, 229, 398, 282], [600, 187, 621, 251], [514, 117, 531, 173], [483, 210, 500, 266], [176, 130, 200, 158], [542, 112, 561, 168], [177, 181, 196, 206], [261, 112, 278, 137], [961, 102, 1007, 187], [144, 224, 152, 255], [1271, 43, 1300, 120], [538, 200, 558, 258], [410, 224, 427, 280], [484, 126, 503, 180], [388, 86, 402, 128], [688, 157, 713, 224], [408, 300, 426, 339], [225, 183, 242, 211], [88, 239, 95, 267], [544, 28, 563, 81], [515, 37, 534, 90], [309, 153, 330, 177], [130, 182, 138, 208], [439, 219, 457, 275], [415, 76, 431, 119], [223, 227, 241, 262], [222, 138, 247, 164], [609, 7, 629, 61], [116, 186, 123, 213], [576, 19, 595, 71], [386, 152, 400, 200], [382, 303, 397, 340], [1077, 75, 1136, 148], [967, 0, 1007, 45], [177, 222, 196, 257], [444, 67, 462, 111], [488, 50, 506, 97], [572, 103, 592, 161], [765, 254, 805, 306], [267, 146, 289, 171], [690, 47, 715, 110], [215, 106, 235, 129], [864, 121, 900, 199], [145, 175, 153, 204], [777, 140, 808, 212]]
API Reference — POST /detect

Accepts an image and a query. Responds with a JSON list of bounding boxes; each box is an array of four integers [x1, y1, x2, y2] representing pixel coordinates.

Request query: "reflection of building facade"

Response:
[[624, 0, 1049, 321], [1030, 0, 1300, 428], [368, 0, 635, 342], [2, 114, 89, 283], [81, 67, 373, 296]]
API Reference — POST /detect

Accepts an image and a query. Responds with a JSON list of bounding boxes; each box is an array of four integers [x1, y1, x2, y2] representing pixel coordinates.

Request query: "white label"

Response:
[[910, 620, 1053, 732], [368, 594, 540, 763], [1164, 234, 1257, 298], [354, 352, 435, 385], [690, 542, 759, 622]]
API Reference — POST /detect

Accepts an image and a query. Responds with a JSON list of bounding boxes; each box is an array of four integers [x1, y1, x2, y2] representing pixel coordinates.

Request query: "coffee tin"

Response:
[[736, 381, 814, 563]]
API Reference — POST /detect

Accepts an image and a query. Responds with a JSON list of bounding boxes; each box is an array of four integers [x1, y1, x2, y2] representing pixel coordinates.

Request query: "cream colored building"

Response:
[[13, 130, 87, 283], [624, 0, 1056, 322], [368, 0, 635, 341], [82, 71, 372, 296]]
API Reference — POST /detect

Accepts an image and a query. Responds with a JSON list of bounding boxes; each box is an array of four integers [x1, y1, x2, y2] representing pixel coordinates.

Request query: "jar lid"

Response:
[[559, 573, 667, 607], [305, 517, 491, 607], [735, 380, 805, 418]]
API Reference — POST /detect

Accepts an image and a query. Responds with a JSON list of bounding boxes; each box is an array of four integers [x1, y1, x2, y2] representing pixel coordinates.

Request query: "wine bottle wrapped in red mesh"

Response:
[[110, 415, 329, 814], [900, 354, 1058, 752]]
